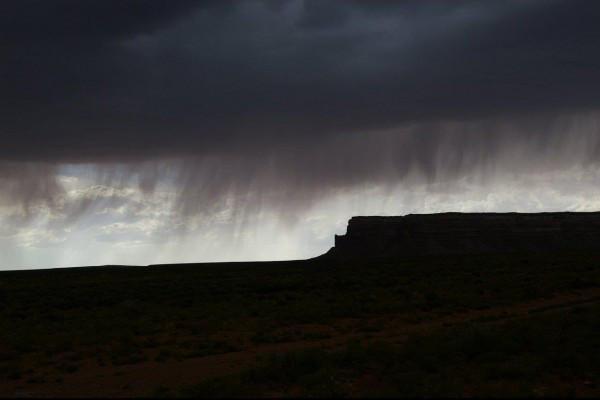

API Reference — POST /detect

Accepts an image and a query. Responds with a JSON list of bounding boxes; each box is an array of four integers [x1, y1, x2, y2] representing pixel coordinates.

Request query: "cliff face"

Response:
[[326, 212, 600, 258]]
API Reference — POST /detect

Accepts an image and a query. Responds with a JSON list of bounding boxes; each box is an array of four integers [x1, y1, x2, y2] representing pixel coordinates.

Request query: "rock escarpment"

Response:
[[325, 212, 600, 258]]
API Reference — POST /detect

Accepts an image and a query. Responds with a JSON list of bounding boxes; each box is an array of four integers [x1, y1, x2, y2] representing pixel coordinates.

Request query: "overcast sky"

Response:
[[2, 0, 600, 269]]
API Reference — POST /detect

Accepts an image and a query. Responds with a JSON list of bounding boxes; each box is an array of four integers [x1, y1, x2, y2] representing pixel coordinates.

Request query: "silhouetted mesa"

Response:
[[325, 212, 600, 258]]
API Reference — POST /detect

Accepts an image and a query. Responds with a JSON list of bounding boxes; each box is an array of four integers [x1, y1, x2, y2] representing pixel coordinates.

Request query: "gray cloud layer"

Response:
[[2, 0, 600, 216]]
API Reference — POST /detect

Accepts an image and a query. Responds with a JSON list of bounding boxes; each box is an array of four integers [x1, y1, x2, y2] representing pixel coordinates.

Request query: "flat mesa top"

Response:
[[341, 212, 600, 236], [327, 211, 600, 258], [349, 211, 600, 222]]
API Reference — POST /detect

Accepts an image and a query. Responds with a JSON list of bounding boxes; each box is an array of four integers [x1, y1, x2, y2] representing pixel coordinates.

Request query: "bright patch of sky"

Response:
[[2, 166, 600, 270]]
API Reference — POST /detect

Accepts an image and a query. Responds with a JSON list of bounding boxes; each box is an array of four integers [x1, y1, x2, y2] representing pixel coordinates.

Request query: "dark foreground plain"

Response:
[[1, 252, 599, 397]]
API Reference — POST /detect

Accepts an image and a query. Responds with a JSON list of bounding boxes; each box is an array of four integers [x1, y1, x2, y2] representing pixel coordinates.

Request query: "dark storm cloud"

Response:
[[2, 0, 599, 160], [2, 0, 600, 215], [0, 0, 203, 42]]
